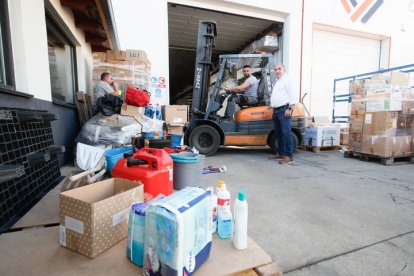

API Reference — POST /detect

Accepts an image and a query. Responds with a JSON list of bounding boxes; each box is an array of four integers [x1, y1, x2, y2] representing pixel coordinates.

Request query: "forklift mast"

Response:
[[191, 20, 217, 121]]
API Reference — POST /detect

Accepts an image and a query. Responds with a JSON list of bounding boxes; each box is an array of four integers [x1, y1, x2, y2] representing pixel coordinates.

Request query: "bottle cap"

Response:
[[238, 189, 245, 201], [217, 180, 225, 189]]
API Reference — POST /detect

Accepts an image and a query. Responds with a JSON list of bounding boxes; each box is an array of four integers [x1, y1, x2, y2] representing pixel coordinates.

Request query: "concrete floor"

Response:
[[199, 147, 414, 275]]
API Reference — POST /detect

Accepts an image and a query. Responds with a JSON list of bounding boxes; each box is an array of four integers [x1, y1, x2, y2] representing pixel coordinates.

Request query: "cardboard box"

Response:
[[125, 49, 148, 62], [162, 105, 189, 124], [361, 135, 412, 157], [349, 116, 364, 134], [396, 113, 414, 135], [304, 125, 341, 147], [348, 133, 363, 152], [341, 133, 349, 145], [106, 50, 126, 61], [402, 100, 414, 114], [121, 104, 145, 117], [350, 101, 366, 115], [363, 112, 398, 136], [59, 178, 144, 258], [168, 125, 184, 135], [92, 52, 106, 62], [365, 97, 402, 112], [371, 71, 410, 87]]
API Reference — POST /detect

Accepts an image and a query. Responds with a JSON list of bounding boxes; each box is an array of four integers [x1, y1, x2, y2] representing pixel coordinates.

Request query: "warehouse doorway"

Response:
[[167, 3, 284, 105]]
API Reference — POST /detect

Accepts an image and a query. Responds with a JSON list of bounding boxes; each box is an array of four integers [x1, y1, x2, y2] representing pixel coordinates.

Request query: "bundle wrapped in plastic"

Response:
[[76, 114, 142, 147]]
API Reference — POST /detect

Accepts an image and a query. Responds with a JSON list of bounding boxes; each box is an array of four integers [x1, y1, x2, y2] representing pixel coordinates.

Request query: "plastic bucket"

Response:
[[142, 131, 164, 139], [171, 153, 205, 190], [170, 134, 182, 148], [105, 147, 133, 176]]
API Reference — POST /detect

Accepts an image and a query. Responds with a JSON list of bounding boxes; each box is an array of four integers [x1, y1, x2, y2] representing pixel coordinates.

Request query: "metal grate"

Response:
[[0, 108, 62, 231]]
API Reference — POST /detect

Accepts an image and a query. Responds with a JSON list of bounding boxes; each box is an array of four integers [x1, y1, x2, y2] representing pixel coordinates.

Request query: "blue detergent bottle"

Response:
[[217, 204, 233, 239]]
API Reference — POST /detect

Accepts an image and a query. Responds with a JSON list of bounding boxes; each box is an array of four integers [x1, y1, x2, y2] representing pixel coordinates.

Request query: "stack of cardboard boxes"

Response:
[[348, 71, 414, 157], [162, 105, 189, 135], [92, 49, 151, 91]]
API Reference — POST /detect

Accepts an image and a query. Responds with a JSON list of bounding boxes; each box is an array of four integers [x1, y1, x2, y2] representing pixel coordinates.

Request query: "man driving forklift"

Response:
[[223, 65, 259, 119]]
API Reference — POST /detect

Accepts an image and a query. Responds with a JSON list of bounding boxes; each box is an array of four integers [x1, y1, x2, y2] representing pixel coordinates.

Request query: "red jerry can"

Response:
[[112, 148, 173, 201]]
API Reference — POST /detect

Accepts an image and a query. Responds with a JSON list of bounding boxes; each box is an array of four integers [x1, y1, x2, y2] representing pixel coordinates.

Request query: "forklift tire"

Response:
[[189, 125, 220, 156], [269, 131, 299, 154]]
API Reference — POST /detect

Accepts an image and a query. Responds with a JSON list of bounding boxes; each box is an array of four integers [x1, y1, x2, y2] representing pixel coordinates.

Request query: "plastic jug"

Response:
[[233, 189, 248, 250]]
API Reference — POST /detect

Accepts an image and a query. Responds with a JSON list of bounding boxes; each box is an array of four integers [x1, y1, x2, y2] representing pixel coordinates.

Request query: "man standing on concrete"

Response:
[[270, 64, 297, 165], [223, 65, 258, 119]]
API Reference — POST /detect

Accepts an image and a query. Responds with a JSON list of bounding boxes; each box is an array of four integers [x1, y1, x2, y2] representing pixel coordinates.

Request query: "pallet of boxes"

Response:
[[92, 49, 151, 93], [347, 71, 414, 165]]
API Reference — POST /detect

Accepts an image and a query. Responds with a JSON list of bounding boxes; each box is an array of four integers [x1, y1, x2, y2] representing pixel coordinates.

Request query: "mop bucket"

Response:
[[170, 152, 205, 190], [105, 147, 133, 176]]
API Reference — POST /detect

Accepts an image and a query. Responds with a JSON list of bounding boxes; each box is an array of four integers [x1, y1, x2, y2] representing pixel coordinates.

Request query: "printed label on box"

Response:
[[59, 225, 67, 246], [65, 216, 84, 235], [112, 207, 131, 227], [365, 114, 372, 124]]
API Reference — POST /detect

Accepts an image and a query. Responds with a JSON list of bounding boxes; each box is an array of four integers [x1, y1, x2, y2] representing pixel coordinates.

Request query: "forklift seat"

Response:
[[240, 76, 267, 108]]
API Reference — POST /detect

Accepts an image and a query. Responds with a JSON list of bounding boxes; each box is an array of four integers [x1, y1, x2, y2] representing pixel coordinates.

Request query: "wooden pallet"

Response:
[[344, 151, 414, 165], [301, 145, 340, 153], [75, 91, 93, 126]]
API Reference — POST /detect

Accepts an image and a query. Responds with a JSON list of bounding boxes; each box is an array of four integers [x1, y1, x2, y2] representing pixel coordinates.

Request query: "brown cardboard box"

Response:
[[371, 71, 410, 87], [162, 105, 189, 124], [397, 113, 414, 135], [348, 133, 363, 152], [349, 115, 364, 133], [361, 135, 412, 157], [350, 101, 366, 115], [120, 104, 145, 117], [363, 112, 398, 136], [341, 133, 349, 145], [402, 101, 414, 114], [125, 49, 148, 62], [93, 52, 107, 62], [167, 125, 184, 135], [59, 178, 144, 258], [106, 50, 126, 61]]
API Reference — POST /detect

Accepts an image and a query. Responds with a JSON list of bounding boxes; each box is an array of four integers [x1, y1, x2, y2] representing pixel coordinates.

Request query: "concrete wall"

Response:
[[7, 0, 94, 100]]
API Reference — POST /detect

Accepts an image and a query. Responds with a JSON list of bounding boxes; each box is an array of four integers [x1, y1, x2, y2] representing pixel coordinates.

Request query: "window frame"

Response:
[[0, 0, 16, 92], [45, 2, 79, 106]]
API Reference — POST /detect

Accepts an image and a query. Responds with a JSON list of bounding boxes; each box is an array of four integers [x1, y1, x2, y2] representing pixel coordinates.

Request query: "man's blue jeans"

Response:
[[272, 105, 293, 158]]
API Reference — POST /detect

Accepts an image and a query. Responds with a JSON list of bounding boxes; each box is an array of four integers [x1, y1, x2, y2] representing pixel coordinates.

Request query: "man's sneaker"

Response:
[[279, 156, 294, 165], [269, 154, 285, 160]]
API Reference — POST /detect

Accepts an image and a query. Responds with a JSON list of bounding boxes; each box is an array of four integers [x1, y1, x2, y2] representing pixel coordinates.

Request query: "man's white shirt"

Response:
[[270, 74, 298, 108]]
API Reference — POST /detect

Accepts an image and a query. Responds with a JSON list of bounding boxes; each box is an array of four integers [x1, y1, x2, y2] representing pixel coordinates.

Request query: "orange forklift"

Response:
[[185, 20, 306, 155]]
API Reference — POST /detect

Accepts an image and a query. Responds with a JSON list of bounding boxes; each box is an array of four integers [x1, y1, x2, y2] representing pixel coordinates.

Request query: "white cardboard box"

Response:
[[304, 125, 341, 147]]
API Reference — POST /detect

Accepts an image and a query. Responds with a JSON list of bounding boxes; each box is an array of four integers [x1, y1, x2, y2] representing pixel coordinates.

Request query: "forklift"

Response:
[[185, 20, 306, 156]]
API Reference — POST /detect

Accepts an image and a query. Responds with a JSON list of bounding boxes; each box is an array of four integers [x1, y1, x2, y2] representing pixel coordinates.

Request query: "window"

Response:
[[46, 13, 77, 104], [0, 0, 14, 89]]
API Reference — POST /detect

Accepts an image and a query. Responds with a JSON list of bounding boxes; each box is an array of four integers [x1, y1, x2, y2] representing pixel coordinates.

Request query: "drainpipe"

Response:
[[299, 0, 305, 100]]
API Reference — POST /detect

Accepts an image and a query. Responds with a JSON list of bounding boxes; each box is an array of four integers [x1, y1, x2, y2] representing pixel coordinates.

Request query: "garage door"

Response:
[[310, 29, 381, 117]]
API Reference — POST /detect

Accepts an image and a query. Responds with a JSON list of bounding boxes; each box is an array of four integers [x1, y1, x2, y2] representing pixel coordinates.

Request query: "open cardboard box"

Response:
[[59, 178, 144, 258]]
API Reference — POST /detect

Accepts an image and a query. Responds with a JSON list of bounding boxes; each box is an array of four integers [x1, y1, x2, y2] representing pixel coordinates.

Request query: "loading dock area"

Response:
[[2, 148, 413, 275]]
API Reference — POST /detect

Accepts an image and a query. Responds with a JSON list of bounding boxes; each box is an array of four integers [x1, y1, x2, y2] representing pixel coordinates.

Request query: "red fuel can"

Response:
[[112, 148, 173, 201]]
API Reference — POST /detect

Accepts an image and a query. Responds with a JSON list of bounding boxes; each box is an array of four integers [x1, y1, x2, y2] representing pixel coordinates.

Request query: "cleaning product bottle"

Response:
[[233, 189, 248, 250], [217, 204, 233, 239], [217, 182, 231, 215], [206, 187, 218, 233], [216, 180, 225, 193]]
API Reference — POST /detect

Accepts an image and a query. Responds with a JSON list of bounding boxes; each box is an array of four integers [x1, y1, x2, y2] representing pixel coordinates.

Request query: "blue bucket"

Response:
[[105, 147, 133, 176], [170, 134, 182, 148], [142, 131, 164, 139]]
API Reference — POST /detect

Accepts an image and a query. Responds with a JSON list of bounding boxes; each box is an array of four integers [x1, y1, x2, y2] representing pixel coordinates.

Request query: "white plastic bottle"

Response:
[[217, 205, 233, 239], [206, 187, 218, 233], [233, 189, 248, 250], [217, 182, 231, 215]]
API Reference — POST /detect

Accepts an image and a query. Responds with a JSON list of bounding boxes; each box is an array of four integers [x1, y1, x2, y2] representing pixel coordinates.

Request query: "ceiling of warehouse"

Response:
[[168, 4, 282, 101]]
